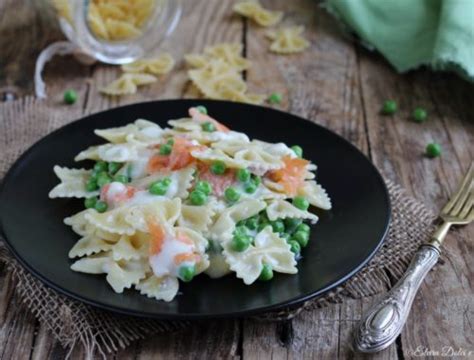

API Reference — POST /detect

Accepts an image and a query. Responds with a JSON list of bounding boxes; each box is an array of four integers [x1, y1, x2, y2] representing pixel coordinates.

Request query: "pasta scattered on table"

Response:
[[99, 73, 157, 95], [266, 26, 310, 54], [233, 0, 283, 27], [121, 53, 175, 75], [185, 43, 265, 104], [50, 106, 331, 302]]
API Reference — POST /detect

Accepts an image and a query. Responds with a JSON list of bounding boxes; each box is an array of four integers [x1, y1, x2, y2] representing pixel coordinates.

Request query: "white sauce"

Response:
[[209, 131, 249, 143], [107, 182, 127, 198], [102, 144, 132, 162], [149, 234, 194, 277], [166, 174, 179, 198], [139, 126, 162, 138], [265, 142, 295, 158], [128, 149, 154, 179]]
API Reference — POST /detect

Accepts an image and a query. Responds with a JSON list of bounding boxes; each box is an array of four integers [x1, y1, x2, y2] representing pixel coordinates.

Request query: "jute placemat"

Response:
[[0, 97, 439, 358]]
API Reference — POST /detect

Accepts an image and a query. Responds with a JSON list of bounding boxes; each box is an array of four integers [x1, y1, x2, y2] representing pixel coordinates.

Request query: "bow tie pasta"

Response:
[[50, 106, 331, 301], [266, 26, 310, 54], [233, 1, 283, 27]]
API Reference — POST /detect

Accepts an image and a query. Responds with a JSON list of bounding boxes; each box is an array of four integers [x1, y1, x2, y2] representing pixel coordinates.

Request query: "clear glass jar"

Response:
[[52, 0, 182, 64]]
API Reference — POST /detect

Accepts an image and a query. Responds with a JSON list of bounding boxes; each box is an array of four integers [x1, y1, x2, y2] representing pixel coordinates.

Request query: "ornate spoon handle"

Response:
[[353, 245, 440, 353]]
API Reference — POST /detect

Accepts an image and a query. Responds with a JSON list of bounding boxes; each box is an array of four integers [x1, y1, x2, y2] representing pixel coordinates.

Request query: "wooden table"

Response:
[[1, 1, 473, 359]]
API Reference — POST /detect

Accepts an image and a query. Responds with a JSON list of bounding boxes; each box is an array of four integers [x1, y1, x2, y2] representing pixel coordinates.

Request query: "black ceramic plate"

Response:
[[0, 100, 390, 319]]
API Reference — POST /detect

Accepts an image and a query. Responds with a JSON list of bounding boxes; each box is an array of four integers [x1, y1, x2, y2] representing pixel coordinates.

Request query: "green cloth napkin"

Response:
[[324, 0, 474, 81]]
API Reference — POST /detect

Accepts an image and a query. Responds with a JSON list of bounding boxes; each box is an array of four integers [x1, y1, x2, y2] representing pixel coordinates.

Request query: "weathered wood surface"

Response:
[[0, 0, 473, 359]]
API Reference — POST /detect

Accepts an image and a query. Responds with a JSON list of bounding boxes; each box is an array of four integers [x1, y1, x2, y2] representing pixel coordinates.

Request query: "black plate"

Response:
[[0, 100, 390, 319]]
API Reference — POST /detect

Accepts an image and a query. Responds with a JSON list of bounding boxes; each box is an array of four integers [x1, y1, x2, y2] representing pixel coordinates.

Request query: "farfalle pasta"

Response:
[[233, 1, 283, 27], [266, 26, 310, 54], [99, 73, 157, 96], [52, 0, 157, 41], [185, 43, 265, 104], [121, 53, 175, 76], [50, 106, 331, 301]]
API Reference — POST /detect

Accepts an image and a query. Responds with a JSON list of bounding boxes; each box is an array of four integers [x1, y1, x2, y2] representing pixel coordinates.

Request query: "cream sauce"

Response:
[[149, 233, 195, 278]]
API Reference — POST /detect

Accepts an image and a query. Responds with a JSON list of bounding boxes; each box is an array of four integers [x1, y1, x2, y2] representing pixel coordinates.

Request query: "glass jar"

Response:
[[52, 0, 182, 64]]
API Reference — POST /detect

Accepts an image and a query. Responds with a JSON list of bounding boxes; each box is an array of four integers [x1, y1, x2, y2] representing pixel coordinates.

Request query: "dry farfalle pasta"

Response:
[[121, 53, 175, 75], [101, 53, 175, 97], [233, 0, 283, 27], [52, 0, 157, 41], [100, 73, 157, 95], [185, 44, 264, 104], [266, 26, 310, 54]]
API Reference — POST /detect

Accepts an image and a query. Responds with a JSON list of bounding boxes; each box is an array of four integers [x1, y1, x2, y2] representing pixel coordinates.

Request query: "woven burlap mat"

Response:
[[0, 97, 440, 357]]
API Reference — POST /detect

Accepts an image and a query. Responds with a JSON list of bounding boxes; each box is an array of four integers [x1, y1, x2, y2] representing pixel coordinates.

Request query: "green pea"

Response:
[[108, 162, 122, 175], [244, 182, 257, 194], [232, 233, 251, 252], [114, 174, 129, 184], [63, 89, 77, 105], [89, 169, 100, 181], [426, 143, 442, 158], [190, 190, 207, 205], [224, 187, 240, 203], [267, 92, 282, 105], [246, 216, 259, 230], [257, 221, 270, 232], [271, 220, 285, 233], [149, 179, 170, 195], [94, 200, 108, 213], [167, 138, 175, 145], [159, 143, 172, 155], [86, 178, 99, 192], [84, 197, 97, 209], [382, 100, 397, 115], [284, 218, 302, 234], [195, 180, 212, 195], [201, 122, 216, 132], [296, 223, 310, 233], [288, 240, 301, 255], [259, 264, 274, 281], [97, 172, 112, 188], [196, 105, 207, 114], [210, 161, 226, 175], [259, 211, 269, 222], [179, 265, 196, 282], [94, 161, 108, 172], [291, 145, 303, 158], [236, 168, 251, 182], [413, 108, 428, 123], [280, 232, 291, 241], [234, 225, 249, 236], [293, 231, 309, 247], [251, 175, 261, 187], [293, 196, 309, 211], [162, 177, 172, 186]]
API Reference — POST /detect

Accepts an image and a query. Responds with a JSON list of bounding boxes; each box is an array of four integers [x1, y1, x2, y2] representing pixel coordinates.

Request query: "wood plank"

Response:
[[126, 321, 240, 360], [357, 47, 474, 359], [243, 1, 397, 359], [245, 0, 368, 153], [243, 297, 399, 360]]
